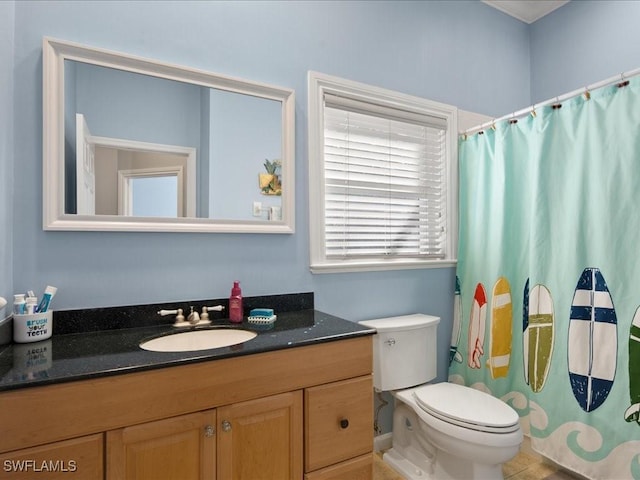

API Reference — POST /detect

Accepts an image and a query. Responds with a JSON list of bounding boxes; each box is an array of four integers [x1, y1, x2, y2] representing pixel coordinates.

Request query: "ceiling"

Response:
[[482, 0, 570, 24]]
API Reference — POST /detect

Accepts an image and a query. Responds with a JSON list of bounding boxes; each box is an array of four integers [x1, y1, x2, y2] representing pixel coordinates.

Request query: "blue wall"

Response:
[[209, 89, 282, 220], [530, 0, 640, 103], [73, 63, 203, 148], [0, 1, 14, 319]]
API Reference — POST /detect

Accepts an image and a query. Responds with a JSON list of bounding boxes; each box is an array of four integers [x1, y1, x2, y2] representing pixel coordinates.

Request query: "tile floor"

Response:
[[373, 452, 403, 480], [503, 452, 576, 480]]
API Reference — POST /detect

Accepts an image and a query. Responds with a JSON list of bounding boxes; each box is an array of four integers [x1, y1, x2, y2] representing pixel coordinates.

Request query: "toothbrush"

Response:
[[37, 286, 57, 313]]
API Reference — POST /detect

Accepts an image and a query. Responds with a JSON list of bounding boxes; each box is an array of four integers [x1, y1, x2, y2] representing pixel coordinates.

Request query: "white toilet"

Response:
[[359, 314, 523, 480]]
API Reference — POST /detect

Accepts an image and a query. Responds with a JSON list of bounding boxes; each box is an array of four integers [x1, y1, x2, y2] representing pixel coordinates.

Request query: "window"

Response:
[[308, 72, 458, 273], [117, 166, 184, 217], [129, 175, 179, 217]]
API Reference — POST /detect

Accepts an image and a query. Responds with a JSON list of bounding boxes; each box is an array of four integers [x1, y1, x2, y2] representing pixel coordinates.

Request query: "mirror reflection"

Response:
[[89, 139, 195, 217], [43, 37, 295, 233], [65, 60, 282, 221]]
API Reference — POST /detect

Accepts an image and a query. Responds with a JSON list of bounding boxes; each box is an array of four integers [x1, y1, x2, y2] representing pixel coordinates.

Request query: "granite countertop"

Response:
[[0, 309, 374, 392]]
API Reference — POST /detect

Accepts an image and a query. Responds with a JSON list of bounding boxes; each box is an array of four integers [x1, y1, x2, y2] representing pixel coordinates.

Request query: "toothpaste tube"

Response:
[[36, 286, 57, 313]]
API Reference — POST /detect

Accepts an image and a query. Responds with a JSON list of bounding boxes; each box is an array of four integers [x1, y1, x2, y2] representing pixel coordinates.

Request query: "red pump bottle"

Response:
[[229, 281, 243, 323]]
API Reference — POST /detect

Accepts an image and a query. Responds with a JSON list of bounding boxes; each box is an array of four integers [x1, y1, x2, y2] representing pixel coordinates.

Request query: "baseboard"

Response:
[[374, 432, 393, 452]]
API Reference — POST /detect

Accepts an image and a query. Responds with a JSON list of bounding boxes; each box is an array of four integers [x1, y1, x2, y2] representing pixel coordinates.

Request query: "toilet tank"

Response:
[[359, 314, 440, 391]]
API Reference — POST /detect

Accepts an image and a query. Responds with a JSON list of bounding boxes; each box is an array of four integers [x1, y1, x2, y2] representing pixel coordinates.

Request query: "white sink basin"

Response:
[[140, 329, 257, 352]]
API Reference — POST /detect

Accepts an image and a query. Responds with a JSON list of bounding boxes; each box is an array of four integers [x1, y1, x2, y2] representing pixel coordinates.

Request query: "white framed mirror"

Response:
[[43, 37, 295, 233]]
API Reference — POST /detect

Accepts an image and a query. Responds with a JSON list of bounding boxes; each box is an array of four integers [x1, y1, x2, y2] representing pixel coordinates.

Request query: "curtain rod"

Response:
[[461, 66, 640, 136]]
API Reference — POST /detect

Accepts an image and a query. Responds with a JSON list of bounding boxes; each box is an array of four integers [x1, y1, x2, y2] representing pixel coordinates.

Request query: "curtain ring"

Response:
[[617, 73, 630, 88], [584, 87, 591, 100], [530, 104, 537, 118]]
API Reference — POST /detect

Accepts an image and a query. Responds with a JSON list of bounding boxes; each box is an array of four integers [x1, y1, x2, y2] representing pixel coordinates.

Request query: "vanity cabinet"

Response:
[[0, 336, 372, 480]]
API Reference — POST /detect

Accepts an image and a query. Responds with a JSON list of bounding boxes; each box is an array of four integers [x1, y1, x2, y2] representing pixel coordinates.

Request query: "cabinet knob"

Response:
[[222, 420, 232, 432], [204, 425, 215, 437], [339, 419, 349, 429]]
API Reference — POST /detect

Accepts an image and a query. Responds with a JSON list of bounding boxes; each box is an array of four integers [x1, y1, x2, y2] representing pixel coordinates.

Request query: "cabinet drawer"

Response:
[[305, 375, 373, 472], [0, 433, 103, 480], [304, 454, 372, 480]]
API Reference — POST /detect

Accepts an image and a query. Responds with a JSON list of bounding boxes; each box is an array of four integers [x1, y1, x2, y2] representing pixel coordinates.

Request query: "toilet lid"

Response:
[[412, 383, 520, 433]]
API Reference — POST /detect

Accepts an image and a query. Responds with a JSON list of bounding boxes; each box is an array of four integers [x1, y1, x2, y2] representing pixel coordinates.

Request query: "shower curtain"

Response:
[[449, 77, 640, 479]]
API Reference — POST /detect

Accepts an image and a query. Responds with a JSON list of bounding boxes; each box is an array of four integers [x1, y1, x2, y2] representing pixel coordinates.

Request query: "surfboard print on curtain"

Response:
[[468, 283, 487, 369], [524, 284, 554, 392], [625, 306, 640, 424], [450, 276, 463, 365], [568, 268, 617, 412], [487, 277, 512, 378]]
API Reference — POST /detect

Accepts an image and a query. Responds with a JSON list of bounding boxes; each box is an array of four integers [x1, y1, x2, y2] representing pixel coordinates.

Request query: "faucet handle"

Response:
[[158, 308, 185, 325], [204, 305, 225, 312], [201, 305, 225, 321]]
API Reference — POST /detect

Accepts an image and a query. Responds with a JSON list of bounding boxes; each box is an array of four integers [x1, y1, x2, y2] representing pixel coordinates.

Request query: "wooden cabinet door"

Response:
[[106, 409, 216, 480], [0, 434, 103, 480], [305, 376, 373, 472], [217, 391, 303, 480]]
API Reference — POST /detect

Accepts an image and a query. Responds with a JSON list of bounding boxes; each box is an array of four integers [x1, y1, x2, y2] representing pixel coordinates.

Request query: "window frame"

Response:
[[308, 71, 458, 273]]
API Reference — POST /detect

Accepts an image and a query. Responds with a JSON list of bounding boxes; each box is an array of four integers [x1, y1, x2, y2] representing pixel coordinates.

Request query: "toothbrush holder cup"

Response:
[[13, 311, 53, 343]]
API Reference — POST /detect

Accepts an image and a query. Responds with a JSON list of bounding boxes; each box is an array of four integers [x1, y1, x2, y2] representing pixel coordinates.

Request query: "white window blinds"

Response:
[[323, 94, 447, 260]]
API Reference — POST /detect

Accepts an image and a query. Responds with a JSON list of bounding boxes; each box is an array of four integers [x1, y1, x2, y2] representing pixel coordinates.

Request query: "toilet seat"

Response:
[[412, 383, 520, 434]]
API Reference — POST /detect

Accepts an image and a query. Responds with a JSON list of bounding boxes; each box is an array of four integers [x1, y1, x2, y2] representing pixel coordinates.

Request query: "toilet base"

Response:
[[384, 400, 508, 479], [384, 447, 505, 480], [383, 448, 432, 480]]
